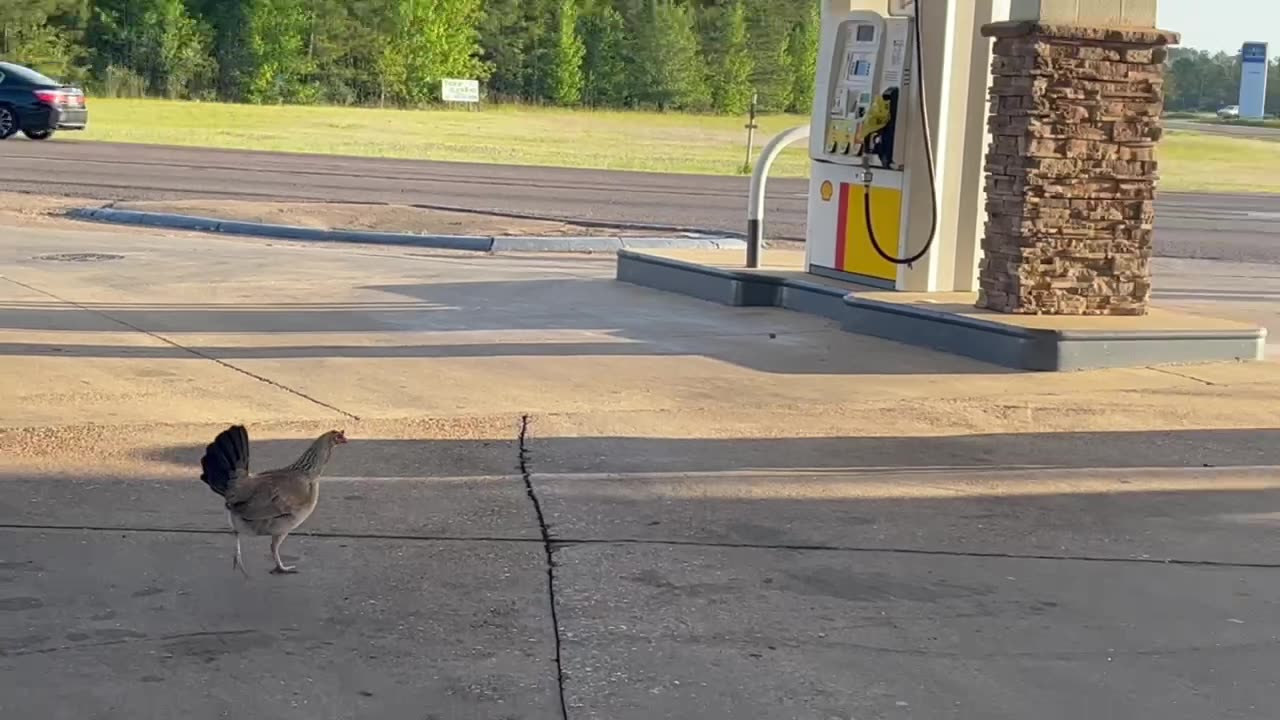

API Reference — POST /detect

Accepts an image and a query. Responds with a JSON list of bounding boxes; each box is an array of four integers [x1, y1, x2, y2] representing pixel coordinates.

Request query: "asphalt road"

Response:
[[1166, 118, 1280, 142], [2, 139, 1279, 264]]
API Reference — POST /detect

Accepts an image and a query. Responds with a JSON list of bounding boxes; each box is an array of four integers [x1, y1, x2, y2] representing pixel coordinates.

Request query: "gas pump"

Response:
[[805, 0, 938, 289]]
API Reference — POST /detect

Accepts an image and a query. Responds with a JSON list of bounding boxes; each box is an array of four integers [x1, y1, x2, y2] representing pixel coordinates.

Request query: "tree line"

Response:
[[0, 0, 818, 114], [1165, 46, 1280, 116], [2, 1, 1276, 117]]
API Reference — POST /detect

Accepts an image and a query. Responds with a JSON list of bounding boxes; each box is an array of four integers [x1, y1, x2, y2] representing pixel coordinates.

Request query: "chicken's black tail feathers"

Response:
[[200, 425, 250, 497]]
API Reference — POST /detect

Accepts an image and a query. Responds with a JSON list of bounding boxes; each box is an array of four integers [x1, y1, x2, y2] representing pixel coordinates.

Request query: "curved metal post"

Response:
[[747, 125, 810, 268]]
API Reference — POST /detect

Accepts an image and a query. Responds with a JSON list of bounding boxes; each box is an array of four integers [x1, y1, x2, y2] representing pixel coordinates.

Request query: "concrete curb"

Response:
[[69, 208, 747, 253], [616, 249, 1268, 372]]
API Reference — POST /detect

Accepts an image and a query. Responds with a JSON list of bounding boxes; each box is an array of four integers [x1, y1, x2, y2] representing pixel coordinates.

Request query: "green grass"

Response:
[[1194, 117, 1280, 129], [76, 98, 813, 177], [67, 98, 1280, 193], [1160, 130, 1280, 194]]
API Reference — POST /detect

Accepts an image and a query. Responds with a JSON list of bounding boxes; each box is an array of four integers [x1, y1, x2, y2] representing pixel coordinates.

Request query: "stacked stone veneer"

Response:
[[977, 22, 1180, 315]]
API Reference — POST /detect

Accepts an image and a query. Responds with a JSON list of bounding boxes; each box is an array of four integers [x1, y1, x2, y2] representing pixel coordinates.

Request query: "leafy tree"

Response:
[[86, 0, 212, 97], [313, 0, 387, 105], [12, 0, 829, 110], [478, 0, 530, 99], [578, 1, 626, 106], [189, 0, 251, 99], [146, 0, 213, 98], [744, 0, 793, 112], [787, 1, 819, 113], [548, 0, 585, 105], [1164, 48, 1244, 112], [379, 0, 487, 106], [705, 0, 753, 114], [0, 0, 86, 79], [245, 0, 315, 104], [630, 0, 708, 111]]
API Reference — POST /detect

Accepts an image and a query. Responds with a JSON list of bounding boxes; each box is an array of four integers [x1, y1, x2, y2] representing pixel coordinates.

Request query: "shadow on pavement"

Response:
[[0, 278, 1016, 375], [6, 427, 1280, 719], [110, 425, 1280, 476]]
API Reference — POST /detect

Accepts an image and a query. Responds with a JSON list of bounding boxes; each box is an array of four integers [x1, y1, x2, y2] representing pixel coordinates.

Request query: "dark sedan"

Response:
[[0, 61, 88, 141]]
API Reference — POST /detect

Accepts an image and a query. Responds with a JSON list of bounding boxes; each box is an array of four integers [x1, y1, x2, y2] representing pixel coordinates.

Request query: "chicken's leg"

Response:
[[270, 533, 297, 574], [227, 510, 249, 578]]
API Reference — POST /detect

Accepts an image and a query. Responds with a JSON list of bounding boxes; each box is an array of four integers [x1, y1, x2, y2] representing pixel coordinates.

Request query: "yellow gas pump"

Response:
[[805, 1, 939, 289]]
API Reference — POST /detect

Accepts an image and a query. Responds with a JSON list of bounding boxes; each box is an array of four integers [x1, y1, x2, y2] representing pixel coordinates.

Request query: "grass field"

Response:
[[68, 98, 1280, 194], [76, 98, 813, 176], [1159, 130, 1280, 194]]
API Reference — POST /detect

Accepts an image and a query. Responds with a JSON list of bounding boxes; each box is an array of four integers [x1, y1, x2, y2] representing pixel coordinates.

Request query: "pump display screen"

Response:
[[845, 56, 873, 81], [856, 25, 875, 42]]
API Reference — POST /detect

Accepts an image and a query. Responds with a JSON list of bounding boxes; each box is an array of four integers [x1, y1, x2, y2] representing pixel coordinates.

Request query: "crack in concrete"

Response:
[[2, 522, 1277, 570], [518, 414, 570, 720], [0, 275, 360, 421], [1146, 366, 1219, 386]]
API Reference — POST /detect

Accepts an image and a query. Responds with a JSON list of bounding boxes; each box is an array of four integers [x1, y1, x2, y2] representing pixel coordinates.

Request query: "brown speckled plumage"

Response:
[[200, 425, 348, 575]]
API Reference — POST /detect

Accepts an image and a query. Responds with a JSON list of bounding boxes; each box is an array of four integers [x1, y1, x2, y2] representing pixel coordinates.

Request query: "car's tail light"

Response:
[[33, 90, 84, 107]]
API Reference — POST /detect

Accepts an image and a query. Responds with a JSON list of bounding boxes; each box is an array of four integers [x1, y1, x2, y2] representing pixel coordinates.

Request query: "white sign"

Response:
[[441, 78, 480, 103]]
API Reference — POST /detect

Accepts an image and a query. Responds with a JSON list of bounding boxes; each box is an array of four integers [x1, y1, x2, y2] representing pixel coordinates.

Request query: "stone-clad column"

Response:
[[976, 22, 1179, 315]]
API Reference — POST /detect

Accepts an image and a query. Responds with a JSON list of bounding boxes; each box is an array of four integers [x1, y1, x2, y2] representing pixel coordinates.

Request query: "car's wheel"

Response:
[[22, 129, 54, 141], [0, 106, 17, 140]]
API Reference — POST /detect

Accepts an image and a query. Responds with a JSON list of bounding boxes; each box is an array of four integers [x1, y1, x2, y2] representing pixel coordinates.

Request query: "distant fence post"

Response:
[[742, 92, 759, 174]]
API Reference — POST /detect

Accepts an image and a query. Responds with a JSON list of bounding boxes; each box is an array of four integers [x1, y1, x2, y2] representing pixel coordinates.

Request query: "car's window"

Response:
[[0, 63, 57, 86]]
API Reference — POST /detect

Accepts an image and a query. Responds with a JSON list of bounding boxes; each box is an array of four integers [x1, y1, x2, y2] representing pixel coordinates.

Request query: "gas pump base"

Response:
[[615, 249, 1266, 372]]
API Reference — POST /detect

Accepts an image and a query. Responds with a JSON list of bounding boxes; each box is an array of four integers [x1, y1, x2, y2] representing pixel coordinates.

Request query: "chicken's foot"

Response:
[[228, 510, 249, 578], [270, 534, 297, 574], [233, 535, 249, 577]]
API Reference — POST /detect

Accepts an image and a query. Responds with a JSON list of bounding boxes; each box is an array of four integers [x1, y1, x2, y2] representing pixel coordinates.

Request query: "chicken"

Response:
[[199, 425, 348, 576]]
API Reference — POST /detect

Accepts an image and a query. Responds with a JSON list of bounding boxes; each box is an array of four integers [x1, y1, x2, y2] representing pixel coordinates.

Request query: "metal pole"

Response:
[[746, 125, 810, 268], [743, 93, 758, 174]]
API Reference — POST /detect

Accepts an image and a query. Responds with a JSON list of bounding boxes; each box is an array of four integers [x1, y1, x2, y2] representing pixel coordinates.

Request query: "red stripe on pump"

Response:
[[835, 183, 850, 270]]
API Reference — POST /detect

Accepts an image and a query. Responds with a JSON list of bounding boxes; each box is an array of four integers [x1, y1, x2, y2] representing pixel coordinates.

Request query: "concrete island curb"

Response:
[[615, 249, 1268, 372], [69, 207, 748, 253]]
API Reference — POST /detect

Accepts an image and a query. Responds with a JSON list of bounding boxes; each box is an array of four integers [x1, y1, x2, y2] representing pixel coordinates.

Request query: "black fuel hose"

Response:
[[864, 5, 939, 267]]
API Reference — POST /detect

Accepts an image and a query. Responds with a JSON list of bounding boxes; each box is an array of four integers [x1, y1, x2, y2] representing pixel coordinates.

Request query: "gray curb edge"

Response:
[[68, 208, 748, 253]]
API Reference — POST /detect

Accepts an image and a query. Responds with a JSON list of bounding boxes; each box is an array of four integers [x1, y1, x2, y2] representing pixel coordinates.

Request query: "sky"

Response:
[[1157, 0, 1276, 54]]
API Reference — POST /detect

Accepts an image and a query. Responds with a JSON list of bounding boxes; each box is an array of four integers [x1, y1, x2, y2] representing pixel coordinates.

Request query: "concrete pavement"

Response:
[[3, 221, 1280, 718], [3, 529, 560, 719], [1153, 256, 1280, 359]]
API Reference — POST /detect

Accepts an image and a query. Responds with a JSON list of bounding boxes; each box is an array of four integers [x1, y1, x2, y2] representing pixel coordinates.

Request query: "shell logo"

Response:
[[820, 180, 834, 202]]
